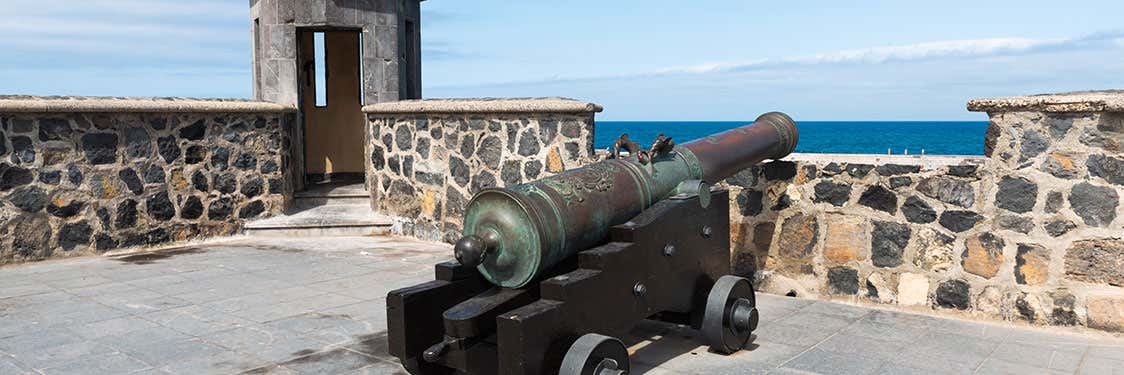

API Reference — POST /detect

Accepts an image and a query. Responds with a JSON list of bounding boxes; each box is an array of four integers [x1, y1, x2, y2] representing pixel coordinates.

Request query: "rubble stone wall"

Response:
[[0, 97, 296, 264], [729, 97, 1123, 331], [363, 98, 601, 242]]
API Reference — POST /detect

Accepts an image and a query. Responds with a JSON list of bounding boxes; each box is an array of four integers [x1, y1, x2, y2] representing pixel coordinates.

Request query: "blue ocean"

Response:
[[594, 121, 989, 156]]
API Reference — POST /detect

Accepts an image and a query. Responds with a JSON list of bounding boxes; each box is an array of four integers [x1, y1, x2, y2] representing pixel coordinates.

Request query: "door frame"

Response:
[[295, 26, 365, 185]]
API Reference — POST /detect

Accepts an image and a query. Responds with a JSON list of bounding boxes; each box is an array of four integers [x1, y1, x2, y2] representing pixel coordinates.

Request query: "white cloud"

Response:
[[434, 31, 1124, 88]]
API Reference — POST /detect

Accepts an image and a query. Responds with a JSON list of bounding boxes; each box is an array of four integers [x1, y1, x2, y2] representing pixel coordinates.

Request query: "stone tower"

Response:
[[249, 0, 423, 183], [249, 0, 423, 106]]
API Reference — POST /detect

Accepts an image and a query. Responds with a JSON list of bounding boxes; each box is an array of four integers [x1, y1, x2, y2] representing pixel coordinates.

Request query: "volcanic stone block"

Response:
[[157, 136, 180, 163], [813, 181, 851, 207], [858, 185, 897, 214], [233, 153, 258, 171], [996, 176, 1038, 213], [478, 136, 503, 169], [1044, 219, 1076, 237], [823, 215, 867, 263], [38, 118, 72, 141], [39, 170, 61, 185], [1065, 238, 1124, 286], [1040, 152, 1080, 179], [191, 171, 208, 191], [395, 125, 413, 151], [736, 190, 763, 216], [777, 213, 818, 259], [763, 161, 797, 180], [144, 166, 166, 184], [1087, 154, 1124, 185], [211, 147, 230, 170], [82, 133, 118, 164], [470, 171, 497, 194], [1069, 182, 1118, 226], [10, 136, 34, 164], [10, 186, 47, 213], [57, 222, 92, 251], [119, 168, 144, 195], [178, 119, 206, 140], [146, 191, 176, 221], [1019, 130, 1048, 162], [124, 127, 151, 159], [935, 279, 970, 310], [876, 164, 920, 176], [962, 232, 1005, 279], [449, 157, 469, 187], [1015, 243, 1049, 286], [901, 196, 937, 224], [846, 164, 874, 178], [238, 200, 266, 219], [116, 199, 138, 229], [1044, 191, 1064, 213], [995, 215, 1033, 234], [517, 132, 539, 156], [0, 164, 33, 191], [184, 146, 205, 164], [947, 165, 977, 178], [500, 160, 521, 186], [939, 210, 983, 233], [524, 160, 543, 180], [207, 197, 235, 220], [179, 196, 204, 220], [726, 167, 759, 188], [916, 177, 975, 208], [370, 145, 385, 169], [47, 197, 84, 218], [827, 267, 859, 295], [889, 176, 912, 189], [11, 214, 51, 258], [871, 220, 909, 267]]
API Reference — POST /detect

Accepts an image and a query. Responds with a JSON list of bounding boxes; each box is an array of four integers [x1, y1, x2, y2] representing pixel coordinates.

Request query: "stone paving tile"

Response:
[[201, 325, 330, 364], [976, 357, 1072, 375], [38, 351, 151, 375], [780, 347, 887, 375], [3, 236, 1124, 375]]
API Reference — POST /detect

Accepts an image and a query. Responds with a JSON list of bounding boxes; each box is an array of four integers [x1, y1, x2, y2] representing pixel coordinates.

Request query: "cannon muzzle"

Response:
[[457, 112, 799, 287]]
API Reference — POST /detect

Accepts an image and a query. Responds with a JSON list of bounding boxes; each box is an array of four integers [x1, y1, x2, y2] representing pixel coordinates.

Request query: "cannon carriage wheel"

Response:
[[702, 275, 759, 354], [559, 333, 630, 375]]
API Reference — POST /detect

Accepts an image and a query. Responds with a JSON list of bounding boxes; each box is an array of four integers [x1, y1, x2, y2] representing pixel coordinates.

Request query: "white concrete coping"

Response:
[[362, 97, 604, 114], [0, 95, 295, 113], [785, 153, 986, 169], [968, 90, 1124, 113]]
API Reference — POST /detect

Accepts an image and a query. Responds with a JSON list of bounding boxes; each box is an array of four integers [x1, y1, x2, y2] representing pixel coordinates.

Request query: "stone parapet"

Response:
[[968, 90, 1124, 113], [363, 97, 604, 114], [0, 110, 295, 263], [0, 96, 295, 113], [726, 91, 1123, 332], [364, 98, 599, 241]]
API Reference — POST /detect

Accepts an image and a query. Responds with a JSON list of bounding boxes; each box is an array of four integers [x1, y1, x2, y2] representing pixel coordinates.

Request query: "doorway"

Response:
[[298, 29, 364, 184]]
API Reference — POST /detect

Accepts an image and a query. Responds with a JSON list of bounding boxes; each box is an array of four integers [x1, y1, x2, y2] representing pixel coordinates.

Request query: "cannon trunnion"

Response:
[[387, 190, 758, 374]]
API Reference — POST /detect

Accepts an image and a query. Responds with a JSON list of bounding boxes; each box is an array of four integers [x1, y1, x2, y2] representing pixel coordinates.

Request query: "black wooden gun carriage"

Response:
[[387, 112, 799, 374]]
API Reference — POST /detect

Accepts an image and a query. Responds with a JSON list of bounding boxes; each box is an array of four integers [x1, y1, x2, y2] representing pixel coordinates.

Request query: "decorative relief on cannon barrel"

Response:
[[540, 162, 615, 205]]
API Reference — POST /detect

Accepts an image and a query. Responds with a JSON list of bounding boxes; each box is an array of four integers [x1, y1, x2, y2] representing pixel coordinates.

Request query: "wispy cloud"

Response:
[[433, 31, 1124, 88]]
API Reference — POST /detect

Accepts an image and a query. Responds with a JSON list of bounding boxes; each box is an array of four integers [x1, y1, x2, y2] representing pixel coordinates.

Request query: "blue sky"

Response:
[[3, 1, 1123, 120]]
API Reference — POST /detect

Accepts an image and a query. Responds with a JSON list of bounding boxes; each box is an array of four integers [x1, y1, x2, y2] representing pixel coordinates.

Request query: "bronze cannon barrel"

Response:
[[454, 112, 799, 288]]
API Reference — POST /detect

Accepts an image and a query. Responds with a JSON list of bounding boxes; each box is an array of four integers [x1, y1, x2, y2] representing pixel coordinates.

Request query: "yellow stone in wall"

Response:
[[170, 169, 188, 191], [962, 233, 1004, 279], [822, 215, 867, 263], [421, 190, 438, 218], [546, 147, 564, 173]]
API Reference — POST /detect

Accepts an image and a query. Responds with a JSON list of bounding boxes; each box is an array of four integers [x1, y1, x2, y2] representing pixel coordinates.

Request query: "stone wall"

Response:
[[363, 98, 601, 242], [0, 97, 295, 264], [730, 92, 1124, 332]]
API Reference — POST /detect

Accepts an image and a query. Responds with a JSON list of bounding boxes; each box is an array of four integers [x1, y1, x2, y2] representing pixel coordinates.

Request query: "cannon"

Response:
[[387, 112, 799, 375]]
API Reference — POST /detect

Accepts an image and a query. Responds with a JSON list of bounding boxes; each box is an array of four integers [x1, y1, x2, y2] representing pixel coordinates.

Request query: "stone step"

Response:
[[243, 204, 392, 237], [293, 182, 370, 208], [293, 195, 370, 208]]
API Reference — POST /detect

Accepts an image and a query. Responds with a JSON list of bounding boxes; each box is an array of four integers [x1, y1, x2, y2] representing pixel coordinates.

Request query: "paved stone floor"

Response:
[[1, 236, 1122, 375]]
